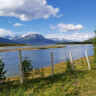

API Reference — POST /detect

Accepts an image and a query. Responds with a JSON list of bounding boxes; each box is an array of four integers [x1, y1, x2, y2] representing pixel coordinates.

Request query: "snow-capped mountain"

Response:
[[11, 33, 57, 44], [11, 35, 22, 40], [2, 36, 12, 39], [0, 37, 19, 44], [2, 33, 73, 44], [47, 37, 74, 42]]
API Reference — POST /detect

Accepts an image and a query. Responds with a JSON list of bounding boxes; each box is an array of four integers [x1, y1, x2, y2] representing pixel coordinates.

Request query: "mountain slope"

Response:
[[0, 37, 19, 44], [2, 33, 74, 44], [83, 38, 94, 43], [13, 33, 57, 44], [49, 37, 74, 42]]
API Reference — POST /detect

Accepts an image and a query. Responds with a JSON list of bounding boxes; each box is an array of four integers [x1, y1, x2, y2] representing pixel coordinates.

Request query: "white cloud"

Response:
[[14, 23, 23, 27], [0, 0, 59, 21], [50, 25, 57, 29], [46, 33, 94, 41], [0, 29, 14, 36], [50, 23, 84, 32]]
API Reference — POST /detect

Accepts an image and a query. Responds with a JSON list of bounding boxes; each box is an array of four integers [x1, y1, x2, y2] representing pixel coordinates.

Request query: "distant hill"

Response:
[[83, 38, 94, 43], [0, 37, 19, 44], [47, 37, 74, 43]]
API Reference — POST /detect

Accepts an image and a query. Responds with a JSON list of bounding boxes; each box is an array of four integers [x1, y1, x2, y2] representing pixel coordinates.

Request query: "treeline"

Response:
[[57, 42, 93, 44], [0, 43, 26, 47]]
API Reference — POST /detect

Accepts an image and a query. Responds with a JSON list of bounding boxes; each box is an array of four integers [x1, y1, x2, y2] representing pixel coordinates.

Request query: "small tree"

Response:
[[65, 58, 73, 74], [0, 59, 6, 81], [93, 30, 96, 63], [22, 57, 33, 79]]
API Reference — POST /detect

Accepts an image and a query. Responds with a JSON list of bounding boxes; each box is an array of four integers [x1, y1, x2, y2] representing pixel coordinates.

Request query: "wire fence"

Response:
[[0, 46, 94, 84]]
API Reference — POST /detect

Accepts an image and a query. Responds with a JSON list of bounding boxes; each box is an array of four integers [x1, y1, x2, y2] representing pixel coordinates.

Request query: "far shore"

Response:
[[0, 45, 66, 52], [0, 45, 32, 48], [56, 44, 92, 45]]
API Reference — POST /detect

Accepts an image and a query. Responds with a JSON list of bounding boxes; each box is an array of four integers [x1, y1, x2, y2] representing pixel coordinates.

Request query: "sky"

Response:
[[0, 0, 96, 41]]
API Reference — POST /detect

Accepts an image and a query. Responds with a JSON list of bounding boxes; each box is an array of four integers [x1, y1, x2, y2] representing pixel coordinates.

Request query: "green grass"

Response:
[[0, 43, 26, 47], [0, 56, 96, 96]]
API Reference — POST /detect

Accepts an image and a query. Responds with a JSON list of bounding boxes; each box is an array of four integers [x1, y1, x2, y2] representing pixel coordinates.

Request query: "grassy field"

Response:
[[0, 56, 96, 96]]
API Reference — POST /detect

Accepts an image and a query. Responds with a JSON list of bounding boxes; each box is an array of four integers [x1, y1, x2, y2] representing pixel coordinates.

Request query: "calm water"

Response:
[[0, 44, 94, 77]]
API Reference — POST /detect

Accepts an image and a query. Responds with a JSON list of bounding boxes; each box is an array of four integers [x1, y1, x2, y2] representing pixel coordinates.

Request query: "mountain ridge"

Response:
[[1, 33, 75, 44]]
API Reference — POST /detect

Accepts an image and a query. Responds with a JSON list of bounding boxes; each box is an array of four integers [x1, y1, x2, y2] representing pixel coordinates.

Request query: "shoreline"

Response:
[[0, 45, 66, 52], [6, 55, 93, 80]]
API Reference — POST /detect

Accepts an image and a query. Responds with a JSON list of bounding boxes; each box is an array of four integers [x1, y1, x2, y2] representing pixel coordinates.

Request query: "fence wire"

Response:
[[0, 45, 94, 83]]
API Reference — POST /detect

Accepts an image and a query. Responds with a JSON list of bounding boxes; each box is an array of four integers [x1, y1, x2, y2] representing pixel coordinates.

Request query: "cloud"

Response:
[[0, 0, 59, 21], [0, 29, 14, 36], [46, 33, 94, 41], [50, 23, 84, 32], [50, 25, 57, 29], [14, 23, 23, 27]]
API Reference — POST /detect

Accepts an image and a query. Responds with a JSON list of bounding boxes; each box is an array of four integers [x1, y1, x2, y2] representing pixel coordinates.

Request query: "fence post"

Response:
[[85, 50, 91, 70], [70, 52, 74, 71], [51, 52, 54, 77], [19, 50, 24, 84]]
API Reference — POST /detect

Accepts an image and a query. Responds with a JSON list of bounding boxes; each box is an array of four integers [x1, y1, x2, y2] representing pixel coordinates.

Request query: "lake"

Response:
[[0, 44, 94, 77]]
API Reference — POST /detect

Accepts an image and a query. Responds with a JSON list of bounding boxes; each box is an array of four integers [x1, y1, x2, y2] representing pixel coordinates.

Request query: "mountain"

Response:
[[12, 33, 57, 44], [0, 37, 19, 44], [2, 36, 12, 39], [2, 33, 74, 44], [83, 38, 94, 43], [47, 37, 74, 42], [11, 35, 22, 40]]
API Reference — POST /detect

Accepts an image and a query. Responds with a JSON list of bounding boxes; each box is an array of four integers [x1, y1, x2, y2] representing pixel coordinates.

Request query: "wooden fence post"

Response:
[[70, 52, 74, 71], [85, 50, 91, 70], [51, 52, 54, 77], [19, 50, 24, 84]]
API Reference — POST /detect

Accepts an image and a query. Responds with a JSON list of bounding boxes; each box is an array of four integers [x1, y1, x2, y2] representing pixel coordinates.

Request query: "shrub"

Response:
[[93, 30, 96, 63], [34, 68, 45, 78], [22, 57, 33, 79], [0, 59, 6, 82], [65, 58, 73, 74], [81, 60, 84, 68]]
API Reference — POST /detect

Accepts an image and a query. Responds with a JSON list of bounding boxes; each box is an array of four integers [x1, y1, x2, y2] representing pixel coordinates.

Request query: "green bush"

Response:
[[93, 30, 96, 63], [22, 57, 33, 79], [0, 59, 6, 82], [66, 58, 73, 74]]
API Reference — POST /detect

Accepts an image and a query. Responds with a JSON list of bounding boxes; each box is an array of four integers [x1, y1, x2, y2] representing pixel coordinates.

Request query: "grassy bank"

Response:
[[0, 56, 96, 96], [0, 43, 27, 47]]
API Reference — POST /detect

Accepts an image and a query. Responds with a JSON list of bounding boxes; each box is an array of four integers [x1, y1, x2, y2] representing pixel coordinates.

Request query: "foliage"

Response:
[[81, 60, 84, 69], [0, 43, 26, 47], [0, 59, 6, 81], [65, 58, 73, 73], [22, 57, 33, 78], [93, 30, 96, 63], [34, 68, 45, 78], [57, 42, 93, 44]]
